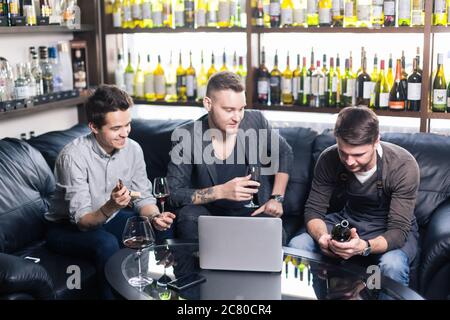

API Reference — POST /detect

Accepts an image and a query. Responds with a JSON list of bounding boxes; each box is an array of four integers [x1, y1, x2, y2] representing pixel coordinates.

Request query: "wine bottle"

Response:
[[322, 54, 329, 107], [389, 59, 406, 111], [196, 0, 207, 27], [307, 48, 315, 104], [124, 51, 134, 95], [335, 54, 342, 108], [371, 0, 383, 28], [207, 52, 217, 79], [197, 51, 208, 101], [142, 0, 153, 28], [165, 52, 177, 102], [174, 0, 185, 28], [311, 60, 325, 107], [356, 0, 371, 27], [298, 56, 310, 106], [144, 54, 155, 101], [398, 0, 411, 26], [163, 0, 173, 28], [293, 0, 307, 27], [387, 53, 394, 88], [375, 59, 390, 110], [293, 54, 301, 103], [176, 52, 187, 101], [152, 0, 163, 27], [307, 0, 319, 26], [318, 0, 332, 26], [270, 0, 281, 27], [257, 47, 270, 104], [112, 0, 123, 28], [186, 51, 196, 101], [400, 50, 408, 101], [256, 0, 265, 26], [383, 0, 395, 26], [331, 0, 344, 26], [131, 0, 144, 28], [433, 0, 447, 26], [411, 0, 424, 26], [237, 56, 247, 88], [185, 0, 195, 28], [432, 53, 446, 112], [356, 55, 371, 107], [407, 57, 421, 111], [281, 0, 294, 27], [282, 52, 293, 105], [342, 58, 353, 107], [343, 0, 357, 27], [115, 52, 126, 91], [154, 55, 166, 101], [133, 54, 145, 98], [328, 57, 337, 107], [218, 0, 231, 27], [220, 49, 228, 71], [270, 50, 282, 105]]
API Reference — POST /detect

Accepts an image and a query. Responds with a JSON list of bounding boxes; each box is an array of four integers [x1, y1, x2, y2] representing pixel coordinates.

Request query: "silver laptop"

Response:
[[198, 216, 283, 272]]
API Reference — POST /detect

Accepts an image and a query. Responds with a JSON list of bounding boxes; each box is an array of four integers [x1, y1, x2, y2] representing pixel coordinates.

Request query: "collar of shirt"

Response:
[[88, 133, 125, 159]]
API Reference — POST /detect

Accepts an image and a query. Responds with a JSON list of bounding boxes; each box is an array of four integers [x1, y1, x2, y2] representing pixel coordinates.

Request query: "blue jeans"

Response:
[[288, 232, 410, 287], [46, 209, 137, 299]]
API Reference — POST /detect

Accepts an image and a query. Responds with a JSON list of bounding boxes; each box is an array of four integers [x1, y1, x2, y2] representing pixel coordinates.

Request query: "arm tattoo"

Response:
[[192, 187, 216, 204]]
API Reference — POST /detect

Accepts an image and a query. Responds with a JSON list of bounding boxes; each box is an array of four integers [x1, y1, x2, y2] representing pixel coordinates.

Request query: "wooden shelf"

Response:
[[427, 112, 450, 119], [133, 98, 202, 107], [0, 96, 87, 121], [254, 104, 421, 117], [431, 26, 450, 33], [105, 26, 246, 34], [252, 26, 424, 34], [0, 24, 94, 34]]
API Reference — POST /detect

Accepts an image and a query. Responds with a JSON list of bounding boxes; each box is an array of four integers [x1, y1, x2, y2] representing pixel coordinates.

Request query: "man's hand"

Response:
[[318, 233, 339, 258], [329, 228, 365, 260], [152, 212, 176, 231], [251, 199, 283, 217], [108, 181, 131, 210], [220, 175, 260, 201]]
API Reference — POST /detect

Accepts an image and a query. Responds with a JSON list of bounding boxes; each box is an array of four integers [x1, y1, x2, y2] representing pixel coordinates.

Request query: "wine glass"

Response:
[[153, 177, 170, 213], [122, 216, 155, 287], [244, 165, 261, 208], [156, 246, 174, 287]]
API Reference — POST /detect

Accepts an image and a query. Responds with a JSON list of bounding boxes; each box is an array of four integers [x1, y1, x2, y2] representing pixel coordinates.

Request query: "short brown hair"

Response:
[[334, 107, 379, 145], [206, 71, 245, 98], [85, 85, 133, 128]]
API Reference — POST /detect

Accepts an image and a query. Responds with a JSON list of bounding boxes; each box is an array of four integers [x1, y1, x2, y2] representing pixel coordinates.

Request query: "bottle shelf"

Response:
[[133, 98, 202, 107], [255, 104, 421, 118], [252, 26, 425, 34], [105, 26, 246, 34], [431, 26, 450, 33], [427, 112, 450, 119], [0, 95, 87, 121], [0, 24, 95, 34]]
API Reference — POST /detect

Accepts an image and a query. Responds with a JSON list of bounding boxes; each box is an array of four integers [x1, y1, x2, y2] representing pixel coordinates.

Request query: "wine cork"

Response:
[[129, 191, 141, 199]]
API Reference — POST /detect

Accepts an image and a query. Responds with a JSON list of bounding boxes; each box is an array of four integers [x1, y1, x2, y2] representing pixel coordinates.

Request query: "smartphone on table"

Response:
[[167, 272, 206, 291]]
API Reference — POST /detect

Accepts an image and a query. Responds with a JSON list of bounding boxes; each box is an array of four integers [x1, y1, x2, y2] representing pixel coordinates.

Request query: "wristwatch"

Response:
[[270, 194, 284, 204], [361, 240, 372, 256]]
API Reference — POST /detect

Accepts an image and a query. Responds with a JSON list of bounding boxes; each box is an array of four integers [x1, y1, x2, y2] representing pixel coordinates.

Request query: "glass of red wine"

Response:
[[153, 177, 170, 213], [122, 216, 155, 287], [244, 164, 260, 208]]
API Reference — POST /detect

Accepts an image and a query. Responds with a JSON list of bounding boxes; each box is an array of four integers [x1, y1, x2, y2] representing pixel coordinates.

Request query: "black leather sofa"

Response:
[[0, 118, 449, 299]]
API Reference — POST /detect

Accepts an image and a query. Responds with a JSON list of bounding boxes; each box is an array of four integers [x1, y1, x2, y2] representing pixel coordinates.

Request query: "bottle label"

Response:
[[144, 74, 154, 94], [435, 0, 445, 13], [282, 77, 292, 94], [292, 77, 299, 99], [196, 10, 206, 26], [186, 75, 195, 97], [281, 8, 293, 25], [363, 81, 373, 99], [132, 3, 142, 19], [319, 8, 331, 24], [15, 86, 28, 99], [304, 76, 311, 94], [433, 89, 446, 105], [448, 6, 450, 23], [207, 10, 217, 23], [357, 4, 370, 21], [412, 11, 424, 25], [371, 5, 382, 19], [398, 0, 411, 20], [345, 78, 355, 96], [135, 82, 144, 97], [293, 9, 305, 23], [389, 100, 405, 110], [379, 92, 389, 107], [307, 0, 317, 14], [142, 4, 152, 20], [270, 76, 280, 87], [197, 84, 206, 99], [384, 1, 395, 15], [152, 11, 162, 26], [115, 70, 125, 89], [125, 73, 134, 95], [175, 11, 185, 26], [257, 79, 269, 95], [219, 1, 230, 23], [123, 6, 132, 21], [270, 3, 281, 16], [332, 76, 338, 92], [332, 0, 341, 14], [447, 97, 450, 108], [345, 2, 354, 17], [407, 82, 421, 100], [113, 12, 122, 27], [166, 82, 176, 95], [154, 75, 165, 95]]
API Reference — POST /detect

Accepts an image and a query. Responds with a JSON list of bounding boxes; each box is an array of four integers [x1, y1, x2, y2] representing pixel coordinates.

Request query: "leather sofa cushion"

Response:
[[28, 124, 90, 171], [0, 139, 55, 254]]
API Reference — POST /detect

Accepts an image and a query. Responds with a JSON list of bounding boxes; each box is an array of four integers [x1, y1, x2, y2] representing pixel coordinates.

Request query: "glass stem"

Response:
[[137, 250, 142, 279], [161, 201, 165, 213]]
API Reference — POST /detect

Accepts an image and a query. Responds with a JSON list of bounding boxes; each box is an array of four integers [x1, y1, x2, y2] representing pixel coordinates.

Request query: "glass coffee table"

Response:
[[105, 240, 423, 300]]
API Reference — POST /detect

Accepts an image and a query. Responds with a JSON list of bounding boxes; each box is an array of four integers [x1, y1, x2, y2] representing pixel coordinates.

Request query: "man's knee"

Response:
[[288, 232, 318, 253], [93, 233, 120, 263], [379, 250, 410, 286]]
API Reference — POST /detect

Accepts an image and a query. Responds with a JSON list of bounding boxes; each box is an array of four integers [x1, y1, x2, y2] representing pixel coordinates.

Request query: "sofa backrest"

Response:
[[311, 130, 450, 227], [0, 139, 55, 253]]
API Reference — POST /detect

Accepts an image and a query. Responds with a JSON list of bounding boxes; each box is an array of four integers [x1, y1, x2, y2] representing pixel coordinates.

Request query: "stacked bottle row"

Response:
[[0, 0, 80, 28], [109, 0, 247, 29], [0, 44, 75, 102], [256, 47, 422, 111], [251, 0, 428, 28], [115, 49, 247, 102]]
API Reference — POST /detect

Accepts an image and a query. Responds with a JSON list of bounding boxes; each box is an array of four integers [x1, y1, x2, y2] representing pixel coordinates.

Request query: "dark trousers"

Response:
[[176, 204, 287, 245], [46, 209, 137, 300]]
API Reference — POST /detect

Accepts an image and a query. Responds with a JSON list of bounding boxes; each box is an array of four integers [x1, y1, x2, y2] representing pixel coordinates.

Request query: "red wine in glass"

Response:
[[245, 165, 260, 208], [153, 177, 170, 212]]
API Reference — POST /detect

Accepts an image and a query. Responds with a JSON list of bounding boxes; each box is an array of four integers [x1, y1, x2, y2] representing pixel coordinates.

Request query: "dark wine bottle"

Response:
[[256, 47, 270, 105], [270, 50, 281, 105], [389, 59, 407, 111], [356, 55, 371, 107], [407, 57, 422, 111]]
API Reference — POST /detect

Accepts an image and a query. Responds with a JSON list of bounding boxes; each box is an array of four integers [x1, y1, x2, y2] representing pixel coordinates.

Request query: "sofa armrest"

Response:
[[420, 199, 450, 294], [0, 253, 55, 300]]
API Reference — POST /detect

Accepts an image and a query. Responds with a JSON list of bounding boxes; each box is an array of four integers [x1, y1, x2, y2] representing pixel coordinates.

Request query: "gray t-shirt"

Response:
[[47, 133, 156, 225], [305, 141, 420, 250]]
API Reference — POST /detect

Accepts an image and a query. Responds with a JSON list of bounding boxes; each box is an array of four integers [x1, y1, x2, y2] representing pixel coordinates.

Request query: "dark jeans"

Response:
[[176, 204, 287, 245], [46, 209, 137, 300]]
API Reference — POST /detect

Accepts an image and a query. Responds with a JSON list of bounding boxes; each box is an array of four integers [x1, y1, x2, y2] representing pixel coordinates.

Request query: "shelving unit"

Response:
[[99, 0, 450, 133]]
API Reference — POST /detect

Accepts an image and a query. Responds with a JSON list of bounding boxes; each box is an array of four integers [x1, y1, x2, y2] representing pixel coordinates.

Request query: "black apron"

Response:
[[324, 153, 418, 263]]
